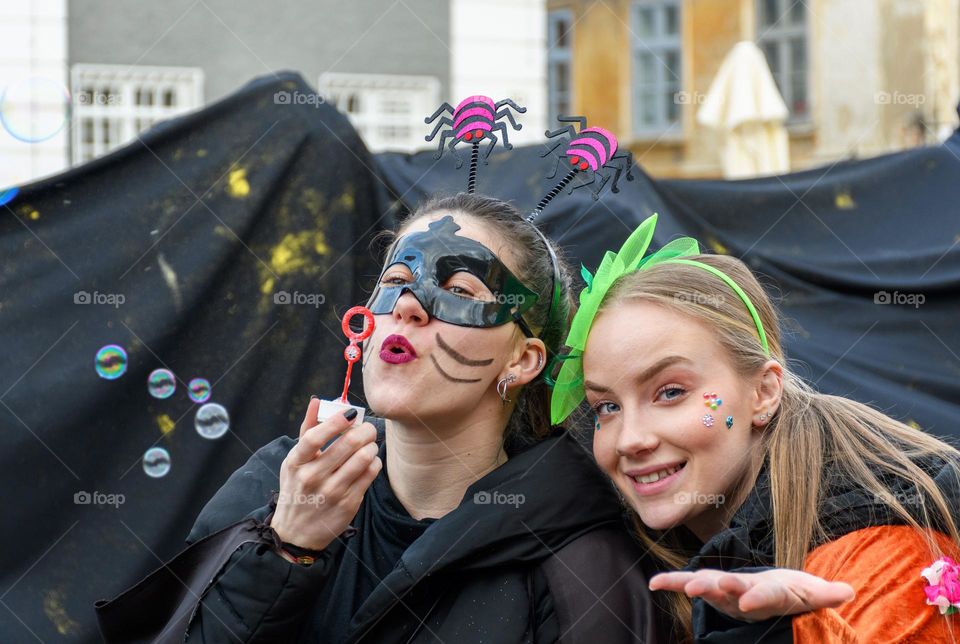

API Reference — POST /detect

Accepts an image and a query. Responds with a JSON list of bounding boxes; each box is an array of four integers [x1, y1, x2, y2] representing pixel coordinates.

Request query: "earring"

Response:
[[536, 353, 544, 371], [497, 373, 518, 405], [757, 412, 770, 424]]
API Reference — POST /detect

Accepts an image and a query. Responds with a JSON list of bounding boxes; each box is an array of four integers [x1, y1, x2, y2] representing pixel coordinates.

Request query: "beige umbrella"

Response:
[[697, 41, 790, 179]]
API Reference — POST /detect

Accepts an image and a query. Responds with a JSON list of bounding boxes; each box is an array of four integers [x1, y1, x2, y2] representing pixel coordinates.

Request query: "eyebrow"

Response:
[[583, 355, 692, 393]]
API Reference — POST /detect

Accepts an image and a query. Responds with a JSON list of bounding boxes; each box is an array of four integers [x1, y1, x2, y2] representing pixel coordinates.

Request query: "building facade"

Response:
[[546, 0, 960, 178]]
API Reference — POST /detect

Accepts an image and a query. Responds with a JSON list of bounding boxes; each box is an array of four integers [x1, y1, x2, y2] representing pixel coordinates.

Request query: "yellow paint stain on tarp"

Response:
[[196, 149, 208, 157], [28, 210, 39, 220], [337, 191, 355, 211], [157, 413, 175, 436], [835, 190, 856, 209], [227, 168, 250, 198], [261, 277, 275, 295], [43, 589, 80, 636], [269, 231, 330, 275], [706, 236, 728, 254]]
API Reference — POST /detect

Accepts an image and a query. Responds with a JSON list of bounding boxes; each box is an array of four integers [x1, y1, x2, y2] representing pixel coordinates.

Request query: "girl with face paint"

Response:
[[555, 216, 960, 643], [174, 194, 662, 644]]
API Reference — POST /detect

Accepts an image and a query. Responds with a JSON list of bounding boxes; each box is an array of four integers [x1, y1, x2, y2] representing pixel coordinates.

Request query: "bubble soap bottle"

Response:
[[317, 306, 374, 426]]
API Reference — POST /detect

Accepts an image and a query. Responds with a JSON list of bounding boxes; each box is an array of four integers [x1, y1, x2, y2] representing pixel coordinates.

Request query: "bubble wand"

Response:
[[316, 306, 375, 426]]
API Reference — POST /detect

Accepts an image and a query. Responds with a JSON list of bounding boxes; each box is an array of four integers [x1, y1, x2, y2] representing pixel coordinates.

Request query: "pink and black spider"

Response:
[[529, 115, 635, 219], [424, 96, 526, 192]]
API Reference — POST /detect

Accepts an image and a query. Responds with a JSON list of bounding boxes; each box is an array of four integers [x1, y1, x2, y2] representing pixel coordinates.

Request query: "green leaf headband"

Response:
[[548, 213, 770, 424]]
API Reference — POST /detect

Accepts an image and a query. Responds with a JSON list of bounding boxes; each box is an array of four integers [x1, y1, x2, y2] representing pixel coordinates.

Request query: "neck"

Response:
[[384, 410, 509, 521]]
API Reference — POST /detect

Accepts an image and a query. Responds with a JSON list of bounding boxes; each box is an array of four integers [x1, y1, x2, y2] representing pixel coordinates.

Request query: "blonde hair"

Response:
[[598, 254, 960, 642]]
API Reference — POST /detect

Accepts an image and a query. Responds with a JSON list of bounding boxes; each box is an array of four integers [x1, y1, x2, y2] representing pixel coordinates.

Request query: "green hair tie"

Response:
[[548, 213, 770, 425]]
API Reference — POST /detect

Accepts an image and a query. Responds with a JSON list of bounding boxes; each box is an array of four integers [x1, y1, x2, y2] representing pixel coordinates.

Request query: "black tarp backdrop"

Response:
[[0, 73, 391, 642], [1, 69, 958, 641]]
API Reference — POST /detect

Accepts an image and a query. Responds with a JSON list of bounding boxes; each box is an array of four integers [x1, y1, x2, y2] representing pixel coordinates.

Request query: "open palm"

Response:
[[650, 568, 855, 622]]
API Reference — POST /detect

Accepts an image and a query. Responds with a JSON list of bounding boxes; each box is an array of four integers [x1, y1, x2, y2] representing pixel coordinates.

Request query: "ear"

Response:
[[751, 359, 783, 427], [504, 338, 547, 388]]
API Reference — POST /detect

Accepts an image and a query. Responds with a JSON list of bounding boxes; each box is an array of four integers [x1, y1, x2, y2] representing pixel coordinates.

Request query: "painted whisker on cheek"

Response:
[[429, 354, 483, 383], [435, 332, 494, 366]]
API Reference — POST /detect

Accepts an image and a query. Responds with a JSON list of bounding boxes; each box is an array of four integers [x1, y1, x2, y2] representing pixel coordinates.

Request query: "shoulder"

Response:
[[537, 526, 659, 642], [795, 525, 960, 643], [186, 435, 296, 544]]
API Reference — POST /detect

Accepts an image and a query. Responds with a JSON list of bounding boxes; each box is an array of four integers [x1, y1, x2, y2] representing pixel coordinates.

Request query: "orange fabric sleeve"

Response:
[[792, 525, 960, 643]]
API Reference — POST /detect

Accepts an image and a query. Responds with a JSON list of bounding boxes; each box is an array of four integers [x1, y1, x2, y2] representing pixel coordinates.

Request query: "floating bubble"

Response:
[[95, 344, 128, 380], [147, 368, 176, 399], [188, 378, 211, 403], [0, 77, 71, 143], [195, 403, 230, 439], [0, 186, 19, 207], [142, 447, 171, 478]]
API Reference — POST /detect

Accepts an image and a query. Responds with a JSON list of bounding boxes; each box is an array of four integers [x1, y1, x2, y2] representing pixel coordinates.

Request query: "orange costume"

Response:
[[794, 525, 960, 643]]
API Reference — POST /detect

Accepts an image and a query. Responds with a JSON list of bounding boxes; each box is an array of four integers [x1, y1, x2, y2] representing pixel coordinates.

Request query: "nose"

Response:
[[392, 289, 430, 327], [615, 410, 660, 457]]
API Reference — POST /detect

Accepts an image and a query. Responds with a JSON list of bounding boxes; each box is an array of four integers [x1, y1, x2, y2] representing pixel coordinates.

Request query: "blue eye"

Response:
[[592, 400, 620, 416], [656, 386, 687, 402]]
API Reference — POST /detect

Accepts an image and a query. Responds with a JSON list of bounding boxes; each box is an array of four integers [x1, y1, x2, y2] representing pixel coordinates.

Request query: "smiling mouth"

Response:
[[631, 462, 686, 484]]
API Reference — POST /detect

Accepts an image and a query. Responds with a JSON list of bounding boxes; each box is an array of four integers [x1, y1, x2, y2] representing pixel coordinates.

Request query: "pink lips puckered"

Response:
[[379, 334, 417, 364]]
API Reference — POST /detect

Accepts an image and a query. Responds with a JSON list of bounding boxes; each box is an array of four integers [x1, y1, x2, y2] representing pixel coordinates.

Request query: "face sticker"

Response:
[[366, 215, 538, 329]]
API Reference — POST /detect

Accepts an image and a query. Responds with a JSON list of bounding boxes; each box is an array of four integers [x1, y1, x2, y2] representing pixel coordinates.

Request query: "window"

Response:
[[318, 73, 440, 153], [631, 1, 682, 136], [71, 65, 203, 164], [547, 9, 574, 123], [756, 0, 808, 120]]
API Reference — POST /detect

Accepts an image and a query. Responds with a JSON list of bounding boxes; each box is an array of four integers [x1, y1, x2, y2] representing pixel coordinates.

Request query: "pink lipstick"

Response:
[[380, 334, 417, 364]]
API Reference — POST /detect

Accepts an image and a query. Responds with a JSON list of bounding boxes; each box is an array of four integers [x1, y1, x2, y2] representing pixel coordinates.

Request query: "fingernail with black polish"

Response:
[[343, 408, 358, 421], [310, 395, 318, 400]]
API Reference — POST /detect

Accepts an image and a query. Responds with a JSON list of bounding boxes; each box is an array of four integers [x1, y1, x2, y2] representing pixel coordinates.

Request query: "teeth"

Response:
[[634, 464, 682, 484]]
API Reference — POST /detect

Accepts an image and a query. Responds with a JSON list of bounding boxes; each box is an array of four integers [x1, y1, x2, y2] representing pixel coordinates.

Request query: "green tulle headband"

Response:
[[547, 213, 770, 425]]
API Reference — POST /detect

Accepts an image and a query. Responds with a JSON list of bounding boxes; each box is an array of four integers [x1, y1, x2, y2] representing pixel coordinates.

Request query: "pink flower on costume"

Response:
[[921, 557, 960, 616]]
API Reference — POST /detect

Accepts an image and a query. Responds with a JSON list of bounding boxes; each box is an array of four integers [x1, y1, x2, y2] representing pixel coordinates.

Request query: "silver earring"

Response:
[[758, 412, 769, 422], [536, 353, 544, 370], [497, 373, 517, 405]]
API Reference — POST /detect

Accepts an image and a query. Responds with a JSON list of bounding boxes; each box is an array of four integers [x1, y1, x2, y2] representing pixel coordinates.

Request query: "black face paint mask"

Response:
[[366, 215, 539, 331]]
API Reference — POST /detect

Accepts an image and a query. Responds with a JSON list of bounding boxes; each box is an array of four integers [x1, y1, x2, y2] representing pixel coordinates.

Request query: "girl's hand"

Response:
[[649, 568, 855, 622], [269, 398, 382, 551]]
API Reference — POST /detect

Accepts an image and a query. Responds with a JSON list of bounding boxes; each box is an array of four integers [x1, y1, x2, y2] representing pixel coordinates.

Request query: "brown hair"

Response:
[[598, 254, 960, 642], [377, 192, 576, 448]]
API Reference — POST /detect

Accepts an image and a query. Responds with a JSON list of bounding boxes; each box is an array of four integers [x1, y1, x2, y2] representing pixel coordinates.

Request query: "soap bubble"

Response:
[[142, 447, 171, 478], [195, 403, 229, 439], [95, 344, 128, 380], [0, 77, 71, 143], [147, 368, 176, 399], [188, 378, 211, 403], [0, 187, 19, 207]]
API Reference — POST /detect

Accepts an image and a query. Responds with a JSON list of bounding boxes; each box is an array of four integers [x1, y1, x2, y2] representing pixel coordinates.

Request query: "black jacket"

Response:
[[685, 455, 960, 643], [181, 420, 661, 643]]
